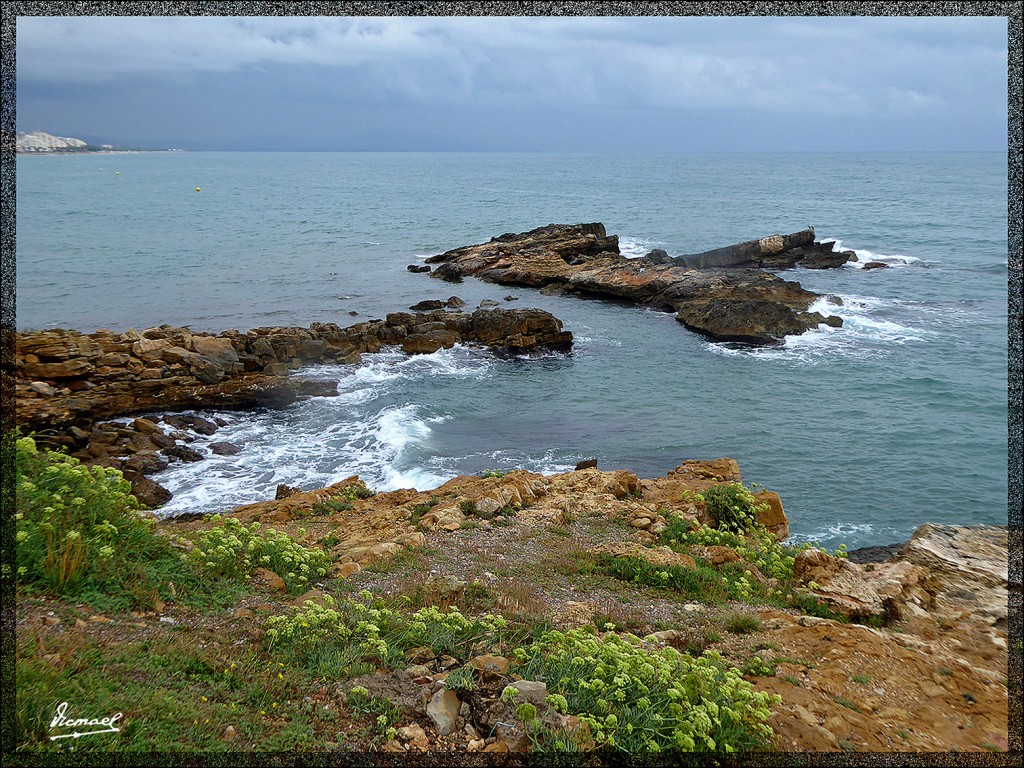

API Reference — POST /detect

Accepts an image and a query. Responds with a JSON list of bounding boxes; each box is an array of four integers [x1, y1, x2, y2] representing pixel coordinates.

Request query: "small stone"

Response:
[[222, 725, 237, 740], [502, 680, 547, 704], [334, 562, 361, 578], [29, 381, 57, 396], [474, 498, 502, 518], [427, 689, 461, 736], [398, 722, 430, 749], [467, 654, 511, 676], [250, 567, 287, 592], [43, 616, 61, 626]]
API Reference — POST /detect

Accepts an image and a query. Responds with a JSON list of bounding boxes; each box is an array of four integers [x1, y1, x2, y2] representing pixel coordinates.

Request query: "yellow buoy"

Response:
[[195, 187, 201, 192]]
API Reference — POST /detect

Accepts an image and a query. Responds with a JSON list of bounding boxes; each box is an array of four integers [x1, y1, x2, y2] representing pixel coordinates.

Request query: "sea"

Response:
[[15, 151, 1009, 550]]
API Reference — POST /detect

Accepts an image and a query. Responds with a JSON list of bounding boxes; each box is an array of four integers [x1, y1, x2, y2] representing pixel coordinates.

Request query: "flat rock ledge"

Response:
[[424, 223, 848, 345], [14, 307, 572, 436]]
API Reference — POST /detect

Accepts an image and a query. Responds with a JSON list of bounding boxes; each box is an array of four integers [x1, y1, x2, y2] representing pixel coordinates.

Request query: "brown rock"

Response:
[[424, 223, 837, 344], [334, 562, 361, 578], [192, 336, 240, 368], [275, 484, 301, 499], [21, 359, 93, 379], [131, 417, 163, 435], [397, 722, 430, 750], [467, 654, 511, 676], [426, 689, 461, 736], [754, 490, 789, 541], [130, 475, 173, 508], [401, 330, 458, 355], [793, 549, 885, 620], [701, 545, 742, 566], [250, 567, 287, 592]]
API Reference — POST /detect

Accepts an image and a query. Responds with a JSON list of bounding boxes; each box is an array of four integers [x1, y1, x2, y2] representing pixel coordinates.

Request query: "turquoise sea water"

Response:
[[16, 151, 1009, 549]]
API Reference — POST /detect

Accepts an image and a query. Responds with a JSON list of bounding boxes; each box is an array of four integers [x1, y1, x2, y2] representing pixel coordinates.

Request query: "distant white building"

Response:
[[16, 131, 89, 152]]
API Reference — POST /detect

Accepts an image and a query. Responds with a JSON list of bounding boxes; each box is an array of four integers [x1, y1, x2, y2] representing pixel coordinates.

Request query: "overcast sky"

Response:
[[15, 15, 1009, 152]]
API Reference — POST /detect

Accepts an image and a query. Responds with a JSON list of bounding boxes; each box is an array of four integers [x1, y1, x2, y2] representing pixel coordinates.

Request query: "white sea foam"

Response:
[[619, 235, 668, 259], [823, 238, 924, 269], [786, 520, 910, 550], [151, 346, 499, 516], [706, 293, 929, 364]]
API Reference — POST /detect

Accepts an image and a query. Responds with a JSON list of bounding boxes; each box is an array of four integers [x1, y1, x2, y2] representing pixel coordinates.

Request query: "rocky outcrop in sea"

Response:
[[423, 223, 849, 345]]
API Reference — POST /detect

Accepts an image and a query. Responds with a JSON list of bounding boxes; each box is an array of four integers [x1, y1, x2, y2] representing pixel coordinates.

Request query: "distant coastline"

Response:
[[16, 130, 176, 154]]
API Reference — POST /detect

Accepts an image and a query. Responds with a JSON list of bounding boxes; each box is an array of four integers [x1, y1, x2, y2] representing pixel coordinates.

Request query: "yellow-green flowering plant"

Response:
[[517, 627, 780, 753], [189, 516, 330, 593], [14, 436, 174, 606]]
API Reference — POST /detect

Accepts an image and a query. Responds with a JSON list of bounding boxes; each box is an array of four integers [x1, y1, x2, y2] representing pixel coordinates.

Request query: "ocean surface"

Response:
[[15, 151, 1009, 549]]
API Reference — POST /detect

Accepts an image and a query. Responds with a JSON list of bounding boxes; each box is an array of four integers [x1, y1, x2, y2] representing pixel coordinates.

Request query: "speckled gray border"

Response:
[[1, 2, 1020, 762]]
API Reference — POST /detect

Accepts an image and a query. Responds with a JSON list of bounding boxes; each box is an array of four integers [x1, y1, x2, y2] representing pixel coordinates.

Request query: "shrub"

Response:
[[265, 592, 511, 675], [309, 481, 374, 516], [516, 628, 780, 753], [700, 483, 768, 534], [189, 516, 330, 593], [14, 436, 178, 608], [481, 468, 507, 478]]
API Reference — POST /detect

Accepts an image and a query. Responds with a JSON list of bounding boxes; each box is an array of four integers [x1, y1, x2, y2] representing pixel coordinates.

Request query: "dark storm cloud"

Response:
[[16, 15, 1008, 151]]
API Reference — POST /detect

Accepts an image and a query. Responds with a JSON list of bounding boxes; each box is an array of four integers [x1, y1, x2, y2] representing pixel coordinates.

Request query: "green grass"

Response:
[[15, 621, 353, 752], [833, 696, 862, 713], [721, 608, 761, 634]]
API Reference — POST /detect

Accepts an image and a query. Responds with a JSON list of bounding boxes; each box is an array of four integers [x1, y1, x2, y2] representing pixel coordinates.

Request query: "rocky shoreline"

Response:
[[114, 460, 1013, 752], [421, 223, 854, 345], [14, 307, 572, 507], [12, 293, 1013, 753]]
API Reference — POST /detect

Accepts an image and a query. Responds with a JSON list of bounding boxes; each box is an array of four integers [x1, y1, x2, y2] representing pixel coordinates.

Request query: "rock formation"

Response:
[[423, 224, 848, 345], [15, 308, 572, 434], [14, 308, 572, 506]]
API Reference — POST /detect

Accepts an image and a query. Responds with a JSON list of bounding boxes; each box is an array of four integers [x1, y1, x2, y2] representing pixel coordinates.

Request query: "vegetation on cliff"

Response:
[[12, 440, 1011, 755]]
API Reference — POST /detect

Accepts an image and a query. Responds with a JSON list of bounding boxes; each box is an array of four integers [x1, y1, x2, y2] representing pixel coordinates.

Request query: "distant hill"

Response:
[[16, 131, 173, 153]]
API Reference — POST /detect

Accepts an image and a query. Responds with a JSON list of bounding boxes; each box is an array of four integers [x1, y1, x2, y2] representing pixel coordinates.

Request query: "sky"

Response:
[[15, 14, 1009, 152]]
